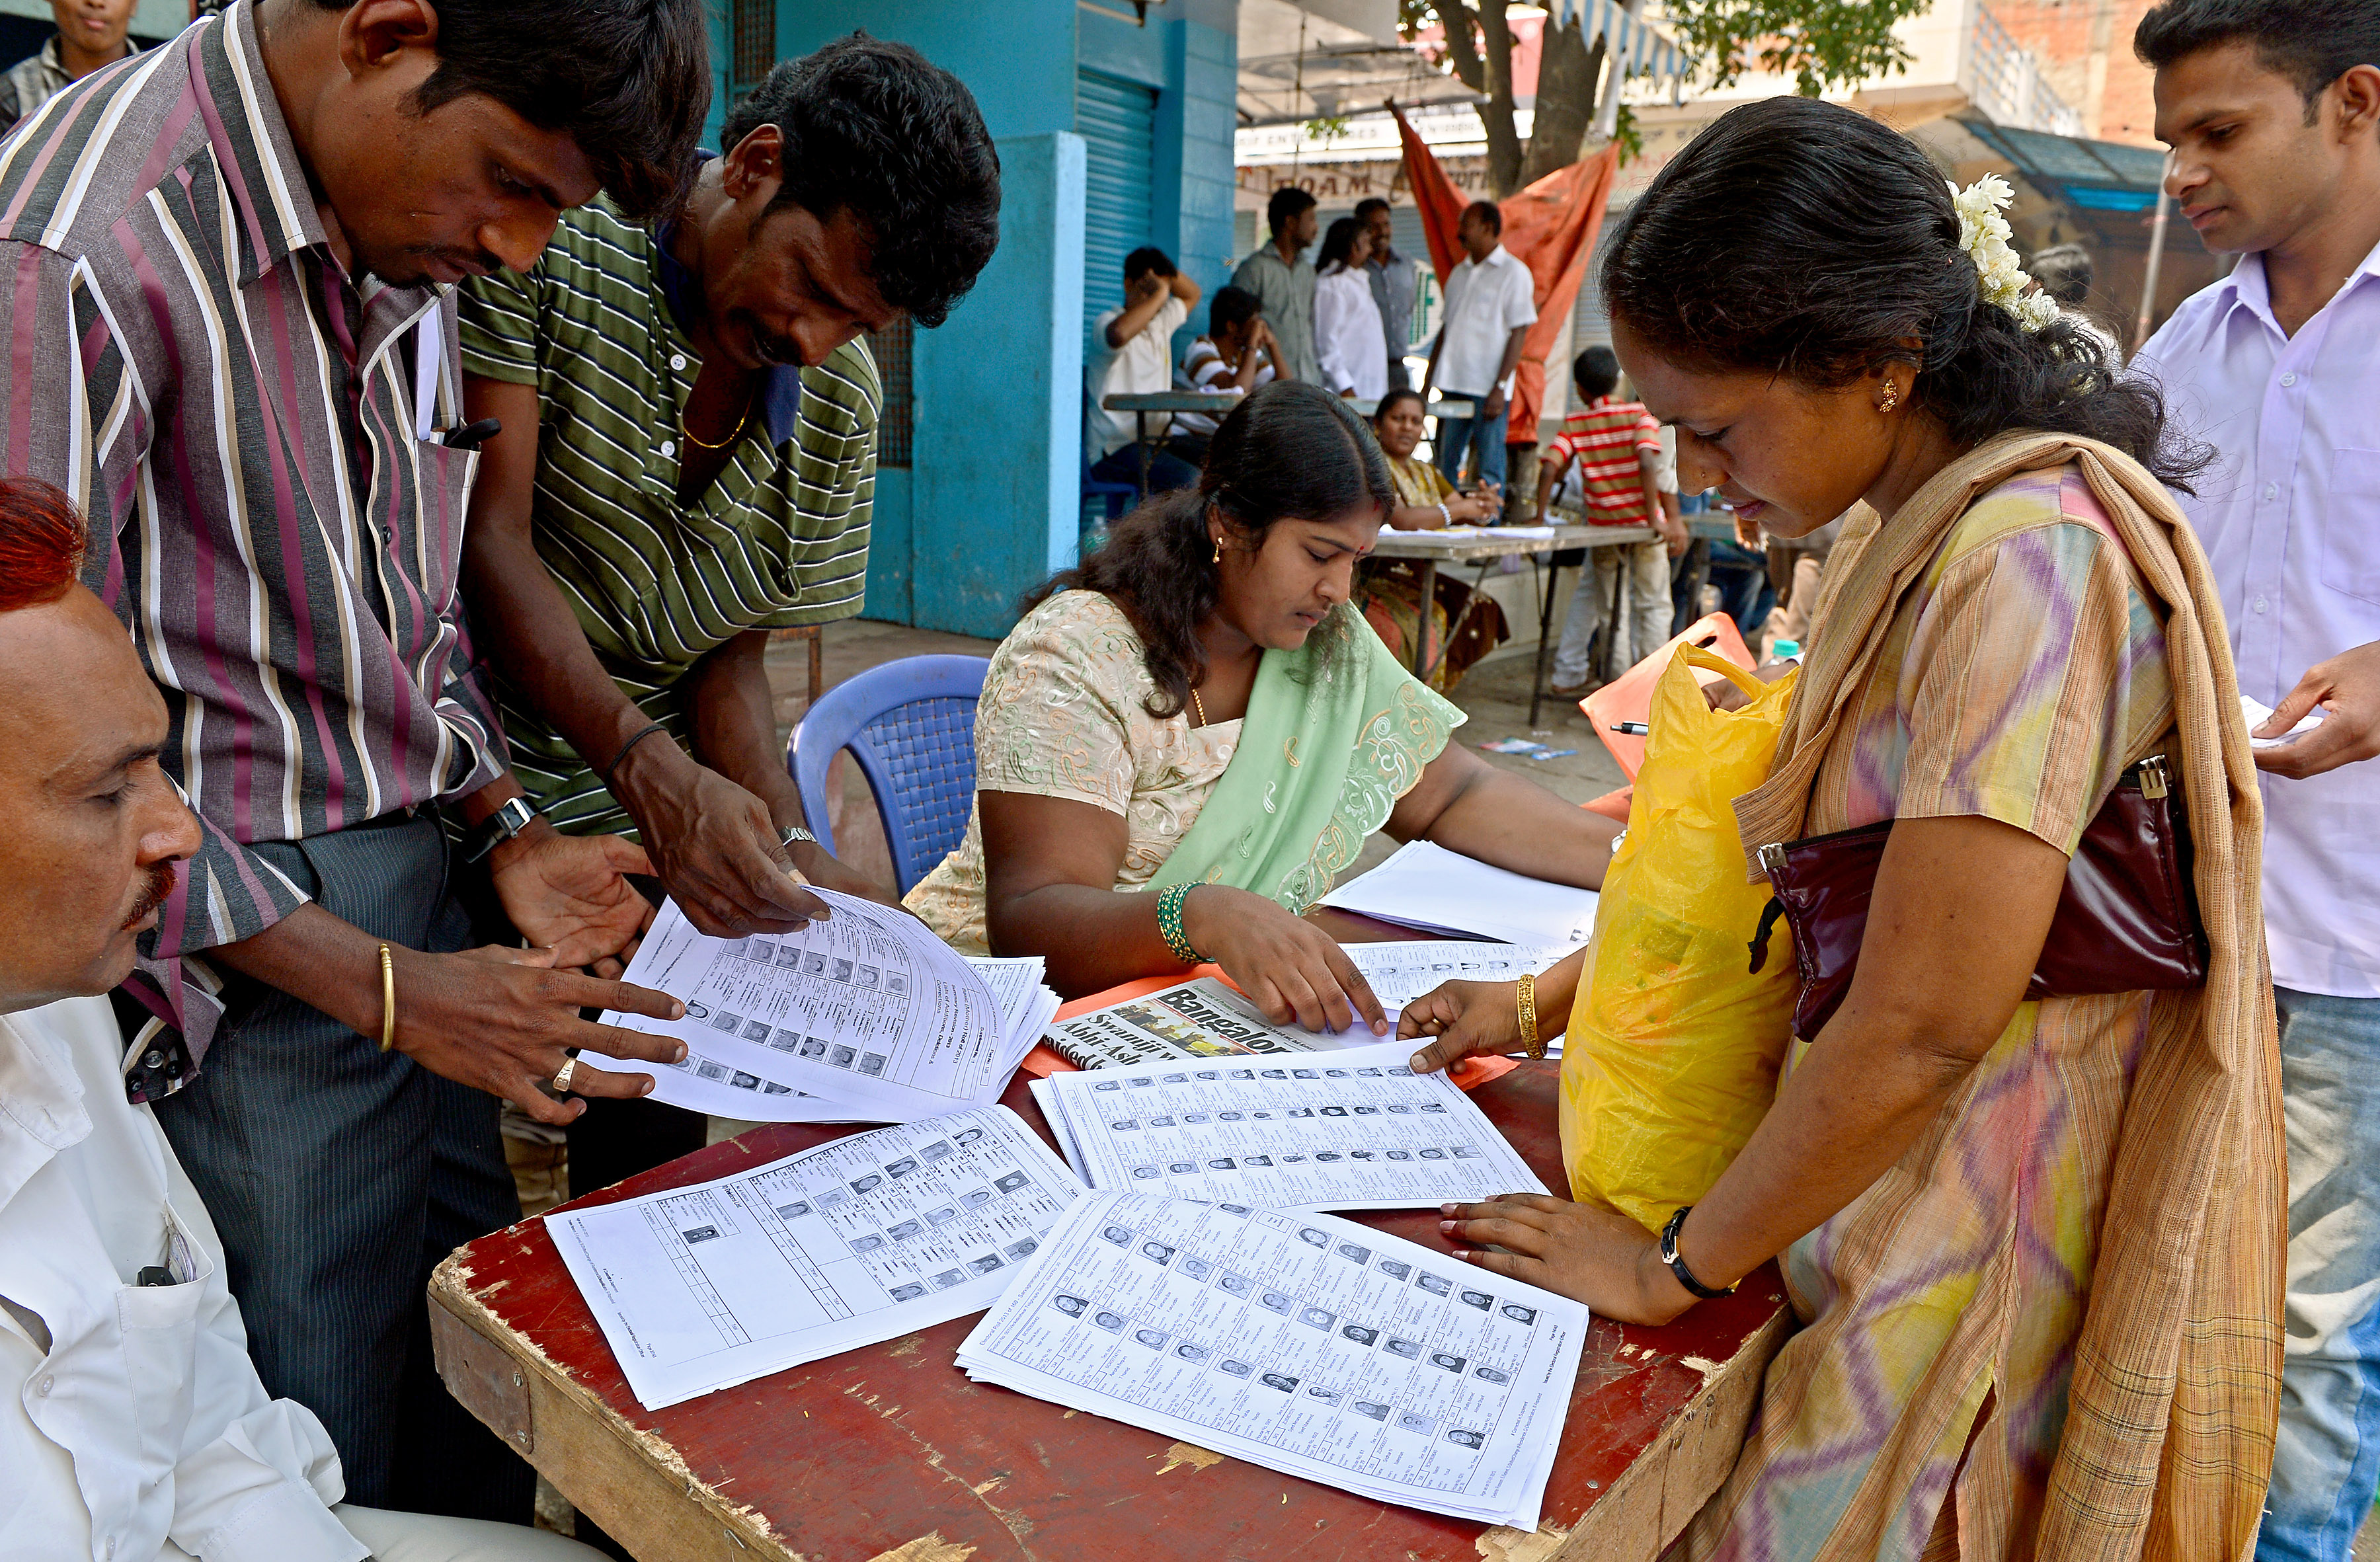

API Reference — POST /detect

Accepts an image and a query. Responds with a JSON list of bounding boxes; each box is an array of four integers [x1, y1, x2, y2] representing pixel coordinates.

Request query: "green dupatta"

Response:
[[1148, 604, 1464, 912]]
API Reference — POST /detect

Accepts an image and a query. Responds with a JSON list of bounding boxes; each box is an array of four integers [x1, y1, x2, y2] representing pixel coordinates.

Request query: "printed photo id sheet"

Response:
[[594, 892, 1016, 1121], [585, 953, 1059, 1124], [956, 1191, 1586, 1528], [549, 1107, 1084, 1409], [1341, 941, 1585, 1012], [1027, 1038, 1546, 1211]]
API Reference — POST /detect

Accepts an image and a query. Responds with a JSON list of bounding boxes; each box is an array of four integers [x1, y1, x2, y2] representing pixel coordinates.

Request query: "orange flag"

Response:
[[1392, 104, 1621, 444]]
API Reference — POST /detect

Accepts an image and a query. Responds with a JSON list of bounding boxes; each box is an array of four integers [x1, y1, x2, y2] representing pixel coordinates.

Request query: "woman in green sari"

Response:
[[904, 381, 1618, 1031]]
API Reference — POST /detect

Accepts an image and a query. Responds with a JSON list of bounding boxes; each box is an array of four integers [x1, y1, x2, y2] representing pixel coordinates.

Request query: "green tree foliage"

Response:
[[1396, 0, 1929, 196]]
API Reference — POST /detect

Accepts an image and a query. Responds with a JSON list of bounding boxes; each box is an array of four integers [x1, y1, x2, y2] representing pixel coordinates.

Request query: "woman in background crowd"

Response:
[[1357, 389, 1507, 690], [1312, 217, 1390, 402]]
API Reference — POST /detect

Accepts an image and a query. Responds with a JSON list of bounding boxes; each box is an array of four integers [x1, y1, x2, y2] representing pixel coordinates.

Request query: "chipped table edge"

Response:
[[430, 1247, 797, 1560]]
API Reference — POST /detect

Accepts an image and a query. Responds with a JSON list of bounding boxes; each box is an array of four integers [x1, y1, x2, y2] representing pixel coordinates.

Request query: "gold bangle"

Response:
[[1517, 973, 1543, 1060], [377, 943, 397, 1053]]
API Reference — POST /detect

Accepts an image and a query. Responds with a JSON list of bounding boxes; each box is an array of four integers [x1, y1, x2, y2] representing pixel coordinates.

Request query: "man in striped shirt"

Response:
[[457, 36, 999, 1191], [1535, 345, 1688, 691], [0, 0, 709, 1522]]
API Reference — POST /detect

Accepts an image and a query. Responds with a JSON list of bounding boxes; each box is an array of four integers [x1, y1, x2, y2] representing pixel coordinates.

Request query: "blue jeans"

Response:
[[2260, 987, 2380, 1562], [1091, 444, 1198, 494], [1433, 405, 1509, 492]]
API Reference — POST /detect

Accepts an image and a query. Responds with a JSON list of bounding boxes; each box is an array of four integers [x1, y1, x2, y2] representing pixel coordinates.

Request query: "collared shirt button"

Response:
[[35, 1375, 52, 1397], [2280, 371, 2297, 387], [669, 353, 688, 371], [2264, 483, 2280, 501], [660, 440, 676, 459], [2254, 597, 2270, 614]]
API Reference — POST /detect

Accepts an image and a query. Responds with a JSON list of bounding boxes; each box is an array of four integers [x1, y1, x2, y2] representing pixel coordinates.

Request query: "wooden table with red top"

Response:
[[430, 1015, 1794, 1562]]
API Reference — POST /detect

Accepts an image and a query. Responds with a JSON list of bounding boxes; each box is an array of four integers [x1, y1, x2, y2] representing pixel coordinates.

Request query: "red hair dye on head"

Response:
[[0, 477, 87, 612]]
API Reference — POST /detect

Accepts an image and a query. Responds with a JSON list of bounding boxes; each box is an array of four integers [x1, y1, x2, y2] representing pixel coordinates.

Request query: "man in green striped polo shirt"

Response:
[[457, 36, 1000, 961]]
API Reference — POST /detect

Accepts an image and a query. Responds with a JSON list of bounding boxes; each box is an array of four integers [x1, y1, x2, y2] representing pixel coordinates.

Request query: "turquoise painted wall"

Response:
[[760, 0, 1236, 638]]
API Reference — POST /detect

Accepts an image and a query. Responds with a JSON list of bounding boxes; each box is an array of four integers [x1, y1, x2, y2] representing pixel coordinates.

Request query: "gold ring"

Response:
[[551, 1057, 578, 1094]]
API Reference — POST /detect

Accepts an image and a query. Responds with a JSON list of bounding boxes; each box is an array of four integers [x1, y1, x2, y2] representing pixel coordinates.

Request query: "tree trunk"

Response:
[[1517, 19, 1604, 189], [1474, 0, 1524, 198], [1439, 2, 1486, 95]]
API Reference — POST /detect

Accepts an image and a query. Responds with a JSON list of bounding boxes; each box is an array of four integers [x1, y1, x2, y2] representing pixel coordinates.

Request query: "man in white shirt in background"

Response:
[[1357, 196, 1418, 391], [1088, 245, 1201, 494], [1423, 200, 1536, 498], [2129, 7, 2380, 1559], [0, 479, 601, 1561]]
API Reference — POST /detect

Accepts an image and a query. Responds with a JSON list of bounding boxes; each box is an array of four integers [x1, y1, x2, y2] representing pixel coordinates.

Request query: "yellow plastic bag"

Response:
[[1560, 645, 1800, 1232]]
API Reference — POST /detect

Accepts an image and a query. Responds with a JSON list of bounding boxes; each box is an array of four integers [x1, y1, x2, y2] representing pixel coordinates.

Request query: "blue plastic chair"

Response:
[[789, 655, 992, 896]]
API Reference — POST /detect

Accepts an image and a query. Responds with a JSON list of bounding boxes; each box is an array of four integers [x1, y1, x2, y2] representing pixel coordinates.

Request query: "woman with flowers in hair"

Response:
[[1401, 97, 2282, 1559]]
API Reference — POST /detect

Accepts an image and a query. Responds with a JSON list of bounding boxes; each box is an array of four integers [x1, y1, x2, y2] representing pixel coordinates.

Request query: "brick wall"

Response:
[[1988, 0, 2163, 145]]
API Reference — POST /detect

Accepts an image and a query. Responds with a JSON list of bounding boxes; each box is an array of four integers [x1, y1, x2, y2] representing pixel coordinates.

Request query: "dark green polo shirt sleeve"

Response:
[[455, 264, 541, 386]]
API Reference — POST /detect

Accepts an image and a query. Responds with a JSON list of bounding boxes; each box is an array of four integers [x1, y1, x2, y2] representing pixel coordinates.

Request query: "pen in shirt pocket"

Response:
[[440, 417, 502, 451]]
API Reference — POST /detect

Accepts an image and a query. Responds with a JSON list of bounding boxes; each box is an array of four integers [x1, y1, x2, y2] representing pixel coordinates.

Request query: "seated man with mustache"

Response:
[[0, 480, 605, 1559]]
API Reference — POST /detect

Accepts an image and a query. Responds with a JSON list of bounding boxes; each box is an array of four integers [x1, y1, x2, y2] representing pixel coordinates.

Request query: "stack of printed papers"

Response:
[[955, 1190, 1586, 1528], [1026, 1038, 1547, 1211], [581, 892, 1060, 1123], [551, 1106, 1084, 1409]]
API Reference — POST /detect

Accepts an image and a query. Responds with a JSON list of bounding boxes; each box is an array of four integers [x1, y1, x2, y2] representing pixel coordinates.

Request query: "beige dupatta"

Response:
[[1733, 432, 2284, 1559]]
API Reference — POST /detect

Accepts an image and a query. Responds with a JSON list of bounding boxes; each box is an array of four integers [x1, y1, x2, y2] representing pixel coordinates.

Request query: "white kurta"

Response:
[[0, 997, 364, 1562], [1313, 266, 1390, 401]]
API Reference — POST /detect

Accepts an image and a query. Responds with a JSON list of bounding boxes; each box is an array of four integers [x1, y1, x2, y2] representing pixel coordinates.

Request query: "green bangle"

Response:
[[1156, 882, 1203, 964]]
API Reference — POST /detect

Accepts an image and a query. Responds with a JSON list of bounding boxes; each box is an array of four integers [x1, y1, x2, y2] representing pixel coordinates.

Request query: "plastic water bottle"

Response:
[[1769, 639, 1801, 665]]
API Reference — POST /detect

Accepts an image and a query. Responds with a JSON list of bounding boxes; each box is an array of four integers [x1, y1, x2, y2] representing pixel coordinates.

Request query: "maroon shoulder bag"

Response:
[[1745, 754, 2208, 1041]]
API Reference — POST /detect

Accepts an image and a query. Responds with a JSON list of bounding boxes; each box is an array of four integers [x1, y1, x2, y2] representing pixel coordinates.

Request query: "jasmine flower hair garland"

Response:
[[1950, 174, 2060, 333]]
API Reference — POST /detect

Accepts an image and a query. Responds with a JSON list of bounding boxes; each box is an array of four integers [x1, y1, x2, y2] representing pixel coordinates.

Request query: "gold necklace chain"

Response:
[[680, 397, 752, 452]]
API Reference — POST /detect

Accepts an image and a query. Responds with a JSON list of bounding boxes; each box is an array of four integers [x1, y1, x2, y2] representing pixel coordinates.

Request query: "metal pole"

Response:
[[2133, 161, 2173, 352], [1592, 0, 1642, 141]]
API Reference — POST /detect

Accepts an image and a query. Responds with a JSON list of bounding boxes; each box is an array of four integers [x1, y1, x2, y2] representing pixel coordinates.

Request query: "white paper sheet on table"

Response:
[[584, 948, 1058, 1124], [1320, 840, 1599, 947], [548, 1105, 1084, 1409], [955, 1189, 1586, 1528], [1341, 940, 1585, 1012], [589, 892, 1016, 1122], [1024, 1038, 1547, 1211]]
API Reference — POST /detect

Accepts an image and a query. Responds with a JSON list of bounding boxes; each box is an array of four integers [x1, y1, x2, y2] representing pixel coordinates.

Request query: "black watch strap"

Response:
[[463, 796, 539, 863], [1659, 1206, 1735, 1300]]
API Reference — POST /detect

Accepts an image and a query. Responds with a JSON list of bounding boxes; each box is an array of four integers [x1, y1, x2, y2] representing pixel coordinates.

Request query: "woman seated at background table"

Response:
[[904, 380, 1615, 1029], [1357, 389, 1508, 691]]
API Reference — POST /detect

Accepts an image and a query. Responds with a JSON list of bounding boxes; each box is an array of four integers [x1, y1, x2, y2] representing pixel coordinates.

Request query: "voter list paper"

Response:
[[549, 1106, 1084, 1409], [592, 891, 1016, 1122], [1027, 1038, 1547, 1212], [957, 1191, 1585, 1529]]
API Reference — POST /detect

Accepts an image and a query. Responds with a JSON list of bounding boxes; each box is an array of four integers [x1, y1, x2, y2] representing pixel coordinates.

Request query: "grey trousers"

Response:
[[151, 812, 532, 1521]]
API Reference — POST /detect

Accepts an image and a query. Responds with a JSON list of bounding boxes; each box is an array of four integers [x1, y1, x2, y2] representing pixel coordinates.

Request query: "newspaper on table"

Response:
[[1040, 976, 1384, 1071], [549, 1106, 1084, 1409], [582, 893, 1056, 1122], [955, 1190, 1586, 1528], [1318, 840, 1599, 947], [1027, 1038, 1547, 1212]]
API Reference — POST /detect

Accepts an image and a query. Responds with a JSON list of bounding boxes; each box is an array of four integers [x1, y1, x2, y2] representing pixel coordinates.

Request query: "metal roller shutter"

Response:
[[1076, 69, 1158, 344]]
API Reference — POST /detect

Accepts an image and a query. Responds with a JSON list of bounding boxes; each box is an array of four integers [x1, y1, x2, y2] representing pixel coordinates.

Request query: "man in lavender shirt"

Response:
[[2132, 5, 2380, 1557]]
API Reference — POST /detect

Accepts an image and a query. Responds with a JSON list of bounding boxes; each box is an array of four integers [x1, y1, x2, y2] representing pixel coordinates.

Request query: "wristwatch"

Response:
[[462, 796, 541, 864]]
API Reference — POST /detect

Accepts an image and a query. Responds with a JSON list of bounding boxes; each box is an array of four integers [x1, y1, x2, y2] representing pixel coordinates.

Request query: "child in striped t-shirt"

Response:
[[1536, 346, 1688, 692]]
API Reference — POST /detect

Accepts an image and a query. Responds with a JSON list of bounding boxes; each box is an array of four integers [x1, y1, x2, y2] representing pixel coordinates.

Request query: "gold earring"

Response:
[[1211, 535, 1222, 563], [1879, 379, 1899, 413]]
